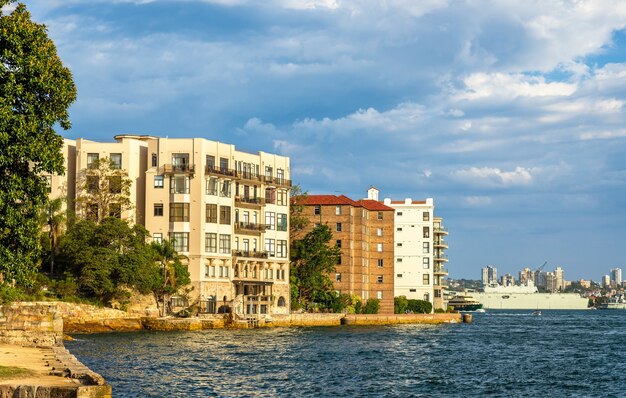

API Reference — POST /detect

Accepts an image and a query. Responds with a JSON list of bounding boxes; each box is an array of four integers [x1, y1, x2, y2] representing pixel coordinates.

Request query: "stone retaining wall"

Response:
[[342, 313, 461, 325], [53, 302, 144, 333], [0, 302, 63, 347], [269, 313, 345, 327]]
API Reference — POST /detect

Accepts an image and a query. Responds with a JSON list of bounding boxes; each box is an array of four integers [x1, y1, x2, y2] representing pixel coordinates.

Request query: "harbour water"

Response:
[[66, 310, 626, 397]]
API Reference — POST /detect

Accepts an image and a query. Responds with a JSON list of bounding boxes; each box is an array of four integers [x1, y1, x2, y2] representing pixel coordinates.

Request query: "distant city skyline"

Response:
[[26, 1, 626, 280]]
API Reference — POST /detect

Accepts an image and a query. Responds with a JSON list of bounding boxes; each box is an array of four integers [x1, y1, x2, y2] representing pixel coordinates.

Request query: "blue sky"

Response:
[[24, 0, 626, 281]]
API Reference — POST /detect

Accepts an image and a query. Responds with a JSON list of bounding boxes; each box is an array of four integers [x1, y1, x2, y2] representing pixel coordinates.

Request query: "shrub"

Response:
[[362, 298, 380, 314]]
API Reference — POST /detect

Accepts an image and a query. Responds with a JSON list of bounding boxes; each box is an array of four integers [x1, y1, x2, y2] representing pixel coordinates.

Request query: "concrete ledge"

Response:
[[341, 313, 461, 326]]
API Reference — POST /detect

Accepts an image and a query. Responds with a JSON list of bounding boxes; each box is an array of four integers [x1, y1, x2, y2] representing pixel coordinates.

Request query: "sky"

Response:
[[20, 0, 626, 281]]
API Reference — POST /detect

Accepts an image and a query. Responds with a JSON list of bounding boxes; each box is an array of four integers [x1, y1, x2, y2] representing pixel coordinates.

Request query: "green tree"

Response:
[[290, 224, 340, 310], [289, 185, 309, 241], [407, 299, 432, 314], [75, 157, 133, 223], [394, 295, 409, 314], [149, 240, 190, 316], [39, 197, 65, 275], [0, 1, 76, 285], [362, 298, 380, 314]]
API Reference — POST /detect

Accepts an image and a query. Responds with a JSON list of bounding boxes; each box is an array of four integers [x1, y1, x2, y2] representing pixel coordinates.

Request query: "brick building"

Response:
[[301, 192, 395, 314]]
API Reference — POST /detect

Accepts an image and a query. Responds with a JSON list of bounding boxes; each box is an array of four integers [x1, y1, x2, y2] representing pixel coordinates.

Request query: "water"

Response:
[[66, 311, 626, 397]]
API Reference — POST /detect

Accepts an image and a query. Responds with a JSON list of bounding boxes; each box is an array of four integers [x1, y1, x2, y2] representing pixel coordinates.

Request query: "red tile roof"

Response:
[[302, 195, 394, 211], [356, 199, 394, 211]]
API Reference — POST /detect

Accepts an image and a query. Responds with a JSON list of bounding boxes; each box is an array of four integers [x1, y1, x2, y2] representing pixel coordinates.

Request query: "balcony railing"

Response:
[[232, 250, 269, 259], [161, 164, 195, 175], [434, 267, 449, 275], [235, 222, 269, 233], [434, 240, 449, 248], [263, 176, 291, 187], [434, 254, 449, 261], [205, 165, 237, 177], [237, 171, 263, 183], [235, 196, 264, 206], [434, 226, 448, 234]]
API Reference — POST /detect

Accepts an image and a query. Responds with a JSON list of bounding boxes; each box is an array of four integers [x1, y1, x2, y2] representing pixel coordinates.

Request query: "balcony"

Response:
[[434, 240, 449, 248], [434, 226, 448, 235], [235, 222, 269, 235], [205, 165, 237, 178], [161, 164, 195, 175], [263, 175, 291, 187], [237, 171, 263, 183], [434, 267, 449, 276], [235, 196, 264, 208], [434, 254, 449, 262], [232, 250, 269, 259]]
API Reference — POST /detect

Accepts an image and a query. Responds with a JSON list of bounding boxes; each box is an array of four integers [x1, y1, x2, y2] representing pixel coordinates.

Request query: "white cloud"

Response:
[[579, 130, 626, 141], [463, 196, 493, 206], [455, 73, 577, 101], [453, 166, 535, 186]]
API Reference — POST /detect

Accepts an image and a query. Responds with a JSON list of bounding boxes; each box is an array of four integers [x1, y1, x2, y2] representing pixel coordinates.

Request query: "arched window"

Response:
[[277, 296, 286, 307]]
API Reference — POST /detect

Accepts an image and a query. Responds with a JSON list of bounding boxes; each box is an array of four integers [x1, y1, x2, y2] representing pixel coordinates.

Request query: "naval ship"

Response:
[[470, 281, 589, 310]]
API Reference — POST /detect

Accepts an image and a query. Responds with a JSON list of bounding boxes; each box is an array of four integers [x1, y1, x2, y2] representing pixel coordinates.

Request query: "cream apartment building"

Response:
[[47, 134, 291, 317], [381, 196, 449, 311]]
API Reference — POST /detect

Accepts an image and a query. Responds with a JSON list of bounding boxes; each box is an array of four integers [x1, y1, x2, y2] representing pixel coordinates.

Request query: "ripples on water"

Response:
[[66, 311, 626, 397]]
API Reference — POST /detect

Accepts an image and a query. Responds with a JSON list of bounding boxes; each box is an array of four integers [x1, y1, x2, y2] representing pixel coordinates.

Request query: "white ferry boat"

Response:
[[471, 282, 589, 310], [598, 295, 626, 310]]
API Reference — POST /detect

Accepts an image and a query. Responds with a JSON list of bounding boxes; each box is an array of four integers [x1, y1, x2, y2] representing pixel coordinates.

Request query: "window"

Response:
[[206, 177, 218, 195], [110, 153, 122, 169], [423, 257, 430, 269], [220, 180, 231, 197], [170, 175, 189, 194], [277, 190, 287, 206], [87, 176, 99, 193], [336, 273, 342, 282], [377, 275, 383, 284], [87, 153, 99, 169], [397, 211, 403, 216], [219, 157, 229, 172], [396, 243, 402, 247], [44, 175, 52, 193], [396, 227, 402, 232], [336, 240, 342, 248], [377, 243, 383, 252], [377, 228, 382, 237], [314, 205, 321, 215], [423, 242, 429, 254], [219, 234, 231, 254], [378, 259, 383, 268], [435, 289, 442, 298], [154, 203, 163, 217], [206, 155, 215, 170], [109, 203, 121, 218], [277, 168, 284, 184], [265, 238, 275, 256], [108, 176, 122, 194], [277, 213, 287, 231], [265, 188, 276, 204], [277, 240, 288, 258], [336, 223, 342, 232], [86, 204, 98, 221], [153, 233, 162, 244], [423, 212, 430, 221], [220, 206, 231, 225], [265, 166, 273, 182], [423, 274, 430, 285], [335, 206, 342, 215], [397, 274, 403, 278], [277, 296, 286, 307], [151, 153, 158, 167], [409, 289, 416, 292], [337, 256, 342, 265], [170, 232, 189, 252], [172, 153, 189, 171], [154, 175, 164, 188], [377, 291, 383, 300], [205, 233, 217, 253], [170, 203, 190, 222], [424, 293, 430, 302], [206, 204, 217, 223], [423, 227, 430, 238], [377, 211, 383, 220], [265, 212, 275, 230], [396, 258, 403, 262]]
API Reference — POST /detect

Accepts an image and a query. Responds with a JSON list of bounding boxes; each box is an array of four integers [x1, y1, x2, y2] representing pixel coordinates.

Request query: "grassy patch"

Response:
[[0, 365, 35, 379]]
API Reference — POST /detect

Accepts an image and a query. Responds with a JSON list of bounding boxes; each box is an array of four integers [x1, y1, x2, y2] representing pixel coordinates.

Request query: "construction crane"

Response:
[[536, 261, 548, 273]]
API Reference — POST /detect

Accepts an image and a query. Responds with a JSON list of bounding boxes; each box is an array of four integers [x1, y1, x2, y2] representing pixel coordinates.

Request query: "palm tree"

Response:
[[40, 198, 65, 275], [150, 240, 187, 316]]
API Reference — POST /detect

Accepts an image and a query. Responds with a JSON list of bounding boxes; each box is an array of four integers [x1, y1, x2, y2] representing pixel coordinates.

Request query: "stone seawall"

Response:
[[0, 302, 63, 347], [0, 302, 111, 398], [342, 313, 461, 325], [54, 302, 145, 333]]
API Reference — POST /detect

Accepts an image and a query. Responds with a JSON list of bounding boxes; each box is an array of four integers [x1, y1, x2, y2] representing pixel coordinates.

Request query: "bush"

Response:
[[362, 298, 380, 314], [0, 285, 26, 304], [407, 299, 432, 314], [394, 296, 409, 314]]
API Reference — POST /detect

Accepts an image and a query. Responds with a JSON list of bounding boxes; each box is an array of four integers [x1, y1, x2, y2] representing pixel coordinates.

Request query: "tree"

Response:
[[290, 224, 340, 310], [362, 298, 380, 314], [0, 1, 77, 285], [75, 157, 133, 223], [289, 185, 310, 240], [394, 295, 409, 314], [39, 197, 65, 275], [407, 299, 432, 314], [149, 240, 190, 316]]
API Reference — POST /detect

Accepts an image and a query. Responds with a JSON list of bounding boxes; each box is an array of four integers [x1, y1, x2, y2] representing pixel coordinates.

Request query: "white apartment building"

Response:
[[47, 134, 291, 318], [381, 196, 449, 310], [610, 268, 622, 287]]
